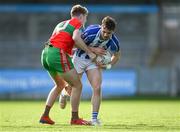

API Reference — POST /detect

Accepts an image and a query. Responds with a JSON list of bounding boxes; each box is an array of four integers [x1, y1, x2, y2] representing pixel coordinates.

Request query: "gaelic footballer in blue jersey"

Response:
[[75, 17, 120, 69], [59, 16, 121, 126]]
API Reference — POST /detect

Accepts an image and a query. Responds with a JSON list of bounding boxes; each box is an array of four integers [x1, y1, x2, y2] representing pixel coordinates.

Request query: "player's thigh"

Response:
[[73, 56, 87, 74], [48, 70, 67, 88], [86, 68, 102, 89], [60, 68, 82, 88]]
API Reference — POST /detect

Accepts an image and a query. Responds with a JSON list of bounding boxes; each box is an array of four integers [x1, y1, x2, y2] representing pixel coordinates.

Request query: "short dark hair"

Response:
[[102, 16, 116, 31], [70, 5, 88, 17]]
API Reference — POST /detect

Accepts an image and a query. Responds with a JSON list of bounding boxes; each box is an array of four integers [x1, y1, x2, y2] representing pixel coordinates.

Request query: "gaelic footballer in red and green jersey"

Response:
[[41, 18, 83, 73], [49, 17, 82, 55]]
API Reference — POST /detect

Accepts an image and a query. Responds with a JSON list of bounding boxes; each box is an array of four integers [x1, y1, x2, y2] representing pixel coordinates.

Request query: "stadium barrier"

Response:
[[0, 69, 137, 99]]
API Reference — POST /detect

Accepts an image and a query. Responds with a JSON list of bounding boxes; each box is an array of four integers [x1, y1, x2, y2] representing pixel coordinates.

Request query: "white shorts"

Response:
[[72, 55, 98, 74]]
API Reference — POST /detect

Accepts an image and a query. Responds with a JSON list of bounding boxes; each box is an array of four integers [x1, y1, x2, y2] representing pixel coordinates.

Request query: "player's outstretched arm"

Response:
[[73, 29, 96, 61]]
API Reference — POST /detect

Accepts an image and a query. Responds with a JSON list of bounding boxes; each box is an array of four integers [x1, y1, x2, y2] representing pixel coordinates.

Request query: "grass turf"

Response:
[[0, 100, 180, 132]]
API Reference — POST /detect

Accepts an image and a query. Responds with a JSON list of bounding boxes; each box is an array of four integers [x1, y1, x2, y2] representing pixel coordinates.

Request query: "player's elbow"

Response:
[[116, 53, 121, 61], [73, 35, 80, 43], [116, 51, 121, 59]]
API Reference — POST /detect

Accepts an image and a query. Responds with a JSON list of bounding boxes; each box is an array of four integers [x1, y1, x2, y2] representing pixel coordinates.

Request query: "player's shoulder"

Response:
[[86, 24, 101, 30], [84, 24, 101, 34]]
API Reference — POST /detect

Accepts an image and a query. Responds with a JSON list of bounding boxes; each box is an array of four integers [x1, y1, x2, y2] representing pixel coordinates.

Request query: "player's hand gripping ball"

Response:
[[96, 51, 111, 65]]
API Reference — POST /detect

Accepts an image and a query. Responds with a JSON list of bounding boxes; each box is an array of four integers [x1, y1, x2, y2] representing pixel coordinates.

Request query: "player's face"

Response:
[[100, 25, 114, 40]]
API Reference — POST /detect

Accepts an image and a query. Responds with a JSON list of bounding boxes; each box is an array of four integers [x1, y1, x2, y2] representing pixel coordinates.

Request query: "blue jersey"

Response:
[[75, 24, 120, 59]]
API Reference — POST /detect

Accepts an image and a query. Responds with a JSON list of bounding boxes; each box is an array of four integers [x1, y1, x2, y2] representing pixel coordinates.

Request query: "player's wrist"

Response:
[[106, 64, 112, 70], [88, 52, 96, 61]]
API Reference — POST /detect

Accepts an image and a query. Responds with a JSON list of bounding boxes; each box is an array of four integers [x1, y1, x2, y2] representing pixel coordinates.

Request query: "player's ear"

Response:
[[79, 14, 83, 20]]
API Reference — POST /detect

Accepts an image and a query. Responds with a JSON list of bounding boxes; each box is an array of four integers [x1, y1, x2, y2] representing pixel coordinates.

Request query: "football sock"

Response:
[[43, 105, 51, 116], [71, 111, 79, 120], [92, 112, 98, 120]]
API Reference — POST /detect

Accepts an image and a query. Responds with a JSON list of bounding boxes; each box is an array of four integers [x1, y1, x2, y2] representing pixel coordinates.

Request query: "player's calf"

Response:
[[59, 85, 71, 109]]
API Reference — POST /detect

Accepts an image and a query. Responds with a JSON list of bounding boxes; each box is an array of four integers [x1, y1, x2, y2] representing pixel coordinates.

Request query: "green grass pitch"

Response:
[[0, 100, 180, 132]]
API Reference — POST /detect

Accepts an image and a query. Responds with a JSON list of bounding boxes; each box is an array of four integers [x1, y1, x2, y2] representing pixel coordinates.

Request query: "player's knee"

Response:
[[93, 83, 101, 90], [55, 84, 64, 92], [93, 86, 101, 95], [72, 81, 82, 90], [77, 82, 82, 89]]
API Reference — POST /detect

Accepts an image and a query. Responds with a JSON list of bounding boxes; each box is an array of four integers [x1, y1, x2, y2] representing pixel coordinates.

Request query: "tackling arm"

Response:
[[88, 46, 106, 56], [73, 29, 96, 60]]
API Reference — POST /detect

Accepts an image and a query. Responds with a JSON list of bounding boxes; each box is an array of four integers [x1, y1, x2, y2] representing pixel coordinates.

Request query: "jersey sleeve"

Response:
[[81, 31, 89, 44], [81, 25, 100, 45], [110, 35, 120, 53]]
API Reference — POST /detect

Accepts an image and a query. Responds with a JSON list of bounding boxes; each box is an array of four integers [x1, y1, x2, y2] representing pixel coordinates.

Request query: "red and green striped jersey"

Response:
[[49, 17, 82, 55]]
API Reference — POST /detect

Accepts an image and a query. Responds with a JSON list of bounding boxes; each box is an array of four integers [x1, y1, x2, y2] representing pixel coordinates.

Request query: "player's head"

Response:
[[100, 16, 116, 40], [71, 5, 88, 25]]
